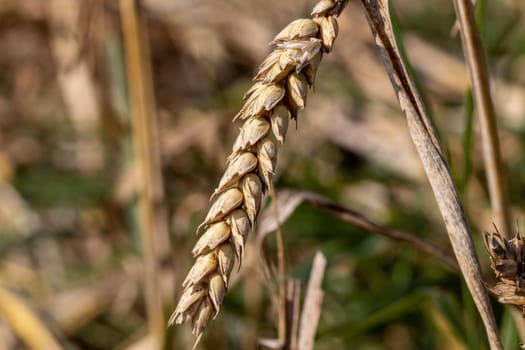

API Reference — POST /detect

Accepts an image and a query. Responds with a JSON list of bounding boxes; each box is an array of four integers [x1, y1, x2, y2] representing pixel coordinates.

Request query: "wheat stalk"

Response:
[[360, 1, 502, 348], [169, 0, 349, 346]]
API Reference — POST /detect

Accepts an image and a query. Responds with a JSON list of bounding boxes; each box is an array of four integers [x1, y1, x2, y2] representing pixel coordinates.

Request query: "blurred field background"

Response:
[[0, 0, 525, 349]]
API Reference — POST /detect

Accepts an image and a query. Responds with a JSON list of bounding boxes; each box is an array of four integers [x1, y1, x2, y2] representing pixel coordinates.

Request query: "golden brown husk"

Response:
[[483, 228, 525, 313], [170, 0, 349, 346]]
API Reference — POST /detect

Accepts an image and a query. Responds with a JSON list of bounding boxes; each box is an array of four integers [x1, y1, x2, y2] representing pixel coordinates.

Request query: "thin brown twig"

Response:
[[452, 0, 510, 238], [258, 189, 525, 307], [257, 189, 458, 273], [305, 197, 459, 271]]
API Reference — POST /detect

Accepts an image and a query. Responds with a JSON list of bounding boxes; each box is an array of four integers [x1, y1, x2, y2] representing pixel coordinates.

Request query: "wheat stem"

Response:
[[454, 0, 525, 341], [453, 0, 510, 238], [120, 0, 168, 343], [360, 0, 502, 348], [269, 186, 288, 344]]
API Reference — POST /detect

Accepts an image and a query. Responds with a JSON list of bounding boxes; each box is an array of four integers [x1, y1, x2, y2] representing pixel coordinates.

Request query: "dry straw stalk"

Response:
[[170, 0, 349, 346], [120, 0, 169, 344], [360, 0, 502, 348], [453, 0, 510, 238]]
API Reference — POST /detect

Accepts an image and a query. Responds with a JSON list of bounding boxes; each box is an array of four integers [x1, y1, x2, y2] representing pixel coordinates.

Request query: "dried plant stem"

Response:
[[305, 196, 459, 271], [270, 186, 288, 344], [120, 0, 169, 343], [0, 286, 64, 350], [258, 189, 458, 271], [287, 280, 301, 350], [298, 252, 326, 350], [453, 0, 525, 341], [359, 0, 502, 348], [171, 0, 349, 346], [453, 0, 510, 238]]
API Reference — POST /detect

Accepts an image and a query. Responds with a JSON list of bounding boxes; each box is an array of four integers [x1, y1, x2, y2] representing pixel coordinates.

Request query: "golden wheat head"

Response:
[[169, 0, 349, 346]]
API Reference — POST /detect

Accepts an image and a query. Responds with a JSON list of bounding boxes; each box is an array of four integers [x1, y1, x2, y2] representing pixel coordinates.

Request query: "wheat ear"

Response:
[[169, 0, 349, 345]]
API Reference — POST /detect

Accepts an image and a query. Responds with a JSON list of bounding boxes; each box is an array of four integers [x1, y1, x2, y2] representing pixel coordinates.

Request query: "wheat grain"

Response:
[[483, 228, 525, 313], [169, 0, 349, 346]]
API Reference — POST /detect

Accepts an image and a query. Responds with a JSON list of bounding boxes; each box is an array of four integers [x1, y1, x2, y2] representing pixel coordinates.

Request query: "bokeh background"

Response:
[[1, 0, 525, 349]]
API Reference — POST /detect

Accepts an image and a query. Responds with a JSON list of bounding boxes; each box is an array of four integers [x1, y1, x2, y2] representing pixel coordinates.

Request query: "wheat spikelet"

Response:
[[170, 0, 349, 346], [483, 227, 525, 313]]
